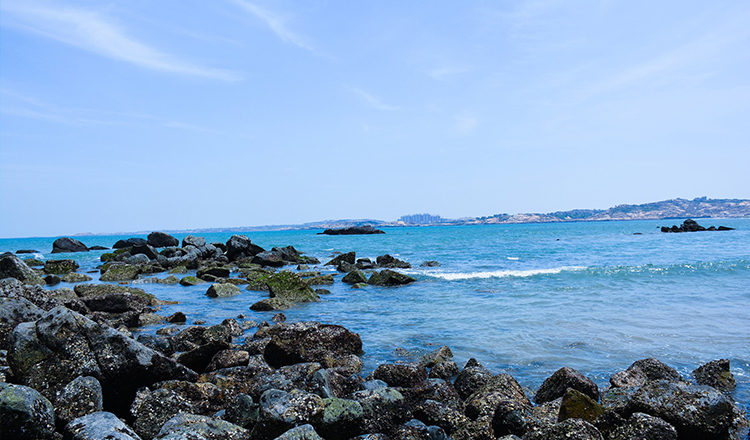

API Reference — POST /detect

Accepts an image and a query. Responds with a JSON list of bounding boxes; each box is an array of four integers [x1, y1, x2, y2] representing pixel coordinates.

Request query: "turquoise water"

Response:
[[2, 219, 749, 409]]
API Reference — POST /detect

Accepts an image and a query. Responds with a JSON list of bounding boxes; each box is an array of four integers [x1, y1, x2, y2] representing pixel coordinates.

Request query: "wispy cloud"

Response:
[[345, 86, 401, 111], [229, 0, 315, 52], [0, 1, 241, 81]]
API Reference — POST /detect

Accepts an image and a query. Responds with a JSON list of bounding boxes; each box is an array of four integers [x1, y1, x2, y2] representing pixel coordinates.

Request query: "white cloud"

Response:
[[229, 0, 315, 52], [0, 1, 241, 81], [345, 86, 401, 111]]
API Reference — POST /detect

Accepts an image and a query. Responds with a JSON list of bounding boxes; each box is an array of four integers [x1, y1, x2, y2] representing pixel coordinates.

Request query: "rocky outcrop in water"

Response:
[[660, 218, 735, 233], [52, 237, 89, 253], [320, 226, 385, 235]]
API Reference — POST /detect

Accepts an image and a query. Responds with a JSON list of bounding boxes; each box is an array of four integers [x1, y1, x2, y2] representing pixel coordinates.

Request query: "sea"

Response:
[[2, 219, 749, 411]]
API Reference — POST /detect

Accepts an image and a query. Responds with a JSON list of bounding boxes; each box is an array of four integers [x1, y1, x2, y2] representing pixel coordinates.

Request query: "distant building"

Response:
[[398, 213, 445, 224]]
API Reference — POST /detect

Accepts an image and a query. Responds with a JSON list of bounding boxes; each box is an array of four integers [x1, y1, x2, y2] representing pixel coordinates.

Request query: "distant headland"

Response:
[[73, 197, 750, 236]]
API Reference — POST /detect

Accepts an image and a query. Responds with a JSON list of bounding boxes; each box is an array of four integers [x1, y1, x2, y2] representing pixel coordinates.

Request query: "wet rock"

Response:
[[207, 283, 242, 298], [0, 382, 56, 439], [558, 388, 603, 423], [136, 334, 174, 356], [82, 291, 149, 314], [114, 238, 147, 249], [100, 264, 141, 281], [155, 413, 249, 439], [266, 272, 319, 303], [367, 270, 417, 286], [342, 270, 368, 285], [251, 297, 294, 311], [274, 424, 324, 440], [372, 362, 428, 388], [206, 350, 250, 372], [61, 272, 93, 283], [225, 393, 260, 430], [147, 232, 179, 248], [393, 418, 448, 440], [376, 254, 411, 269], [43, 259, 80, 275], [489, 400, 532, 438], [428, 361, 459, 381], [0, 297, 44, 350], [1, 277, 60, 310], [126, 254, 152, 265], [226, 235, 265, 262], [130, 387, 195, 439], [353, 387, 411, 436], [413, 399, 470, 435], [45, 274, 61, 285], [609, 358, 682, 388], [400, 379, 462, 412], [693, 359, 736, 392], [607, 412, 678, 440], [420, 261, 440, 267], [420, 346, 453, 368], [262, 321, 363, 368], [198, 265, 232, 279], [303, 274, 334, 286], [55, 375, 104, 426], [321, 226, 385, 235], [15, 249, 39, 254], [464, 373, 530, 420], [453, 361, 493, 400], [317, 397, 364, 440], [272, 246, 304, 264], [253, 251, 286, 267], [356, 258, 376, 270], [251, 388, 324, 440], [534, 366, 599, 404], [523, 418, 603, 440], [0, 253, 45, 285], [324, 252, 356, 267], [74, 283, 159, 306], [182, 235, 206, 248], [179, 275, 204, 286], [8, 306, 197, 417], [65, 411, 141, 440], [337, 261, 357, 273], [52, 237, 89, 253]]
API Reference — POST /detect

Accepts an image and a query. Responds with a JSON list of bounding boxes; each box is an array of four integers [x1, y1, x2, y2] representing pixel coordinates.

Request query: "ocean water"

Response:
[[2, 219, 749, 410]]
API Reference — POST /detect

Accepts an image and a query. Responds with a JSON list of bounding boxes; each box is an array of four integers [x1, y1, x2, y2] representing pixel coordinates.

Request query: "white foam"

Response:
[[428, 266, 587, 281], [507, 257, 520, 260]]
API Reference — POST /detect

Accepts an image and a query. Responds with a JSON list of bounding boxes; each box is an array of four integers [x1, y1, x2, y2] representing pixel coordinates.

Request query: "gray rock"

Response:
[[61, 272, 93, 283], [52, 237, 90, 253], [253, 251, 286, 267], [55, 375, 104, 425], [317, 397, 364, 440], [693, 359, 736, 392], [376, 254, 411, 269], [372, 362, 428, 388], [420, 261, 440, 267], [273, 424, 323, 440], [44, 259, 80, 275], [413, 399, 470, 435], [428, 361, 459, 381], [65, 411, 141, 440], [353, 387, 411, 436], [206, 283, 242, 298], [453, 362, 493, 400], [367, 269, 417, 286], [262, 321, 362, 369], [324, 252, 356, 267], [148, 232, 179, 248], [464, 373, 530, 420], [182, 235, 206, 248], [130, 388, 195, 440], [225, 393, 259, 430], [0, 382, 56, 439], [226, 235, 265, 262], [342, 270, 368, 285], [206, 350, 250, 372], [131, 244, 160, 260], [126, 254, 152, 265], [534, 366, 599, 404], [251, 388, 324, 440], [0, 297, 44, 350], [0, 253, 45, 285], [100, 264, 141, 281], [610, 358, 682, 388], [523, 418, 603, 440], [607, 412, 678, 440], [155, 413, 249, 439]]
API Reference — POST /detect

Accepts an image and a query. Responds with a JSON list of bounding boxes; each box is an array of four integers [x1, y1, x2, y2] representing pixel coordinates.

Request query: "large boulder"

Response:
[[65, 411, 141, 440], [367, 270, 416, 286], [251, 388, 324, 440], [113, 237, 147, 249], [100, 264, 141, 282], [74, 283, 159, 306], [253, 251, 286, 267], [317, 397, 364, 440], [8, 306, 197, 418], [147, 231, 179, 248], [693, 359, 736, 392], [0, 296, 44, 350], [182, 235, 207, 248], [607, 412, 678, 440], [261, 321, 363, 368], [353, 387, 411, 436], [324, 252, 355, 267], [1, 277, 61, 310], [523, 418, 603, 440], [609, 358, 682, 388], [206, 283, 242, 298], [0, 253, 44, 285], [52, 237, 89, 253], [43, 259, 80, 275], [534, 367, 599, 404], [226, 235, 265, 262], [371, 363, 428, 388], [155, 413, 249, 440], [266, 272, 319, 303], [376, 254, 411, 269], [55, 375, 104, 426], [0, 382, 56, 439]]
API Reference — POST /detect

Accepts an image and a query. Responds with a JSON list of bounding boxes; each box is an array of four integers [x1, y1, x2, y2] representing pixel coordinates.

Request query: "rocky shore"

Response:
[[1, 232, 748, 440]]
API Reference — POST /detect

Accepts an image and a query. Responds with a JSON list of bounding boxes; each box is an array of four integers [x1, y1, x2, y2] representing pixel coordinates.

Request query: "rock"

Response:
[[126, 254, 152, 265], [0, 382, 56, 439], [317, 397, 364, 440], [131, 244, 159, 260], [89, 246, 109, 250], [82, 291, 149, 314], [155, 413, 249, 439], [607, 412, 678, 440], [225, 393, 260, 430], [251, 298, 294, 311], [534, 367, 599, 404], [353, 387, 411, 436], [693, 359, 736, 392], [413, 399, 470, 435], [147, 232, 179, 248], [0, 297, 44, 350], [44, 274, 61, 285], [100, 264, 141, 281], [320, 226, 385, 235], [55, 376, 104, 425], [372, 362, 428, 388], [61, 273, 93, 283], [420, 346, 453, 368], [393, 418, 448, 440], [368, 270, 417, 286], [376, 254, 411, 269], [52, 237, 90, 253], [74, 283, 159, 306], [625, 380, 747, 439], [303, 274, 334, 286], [182, 235, 206, 248], [225, 235, 265, 262], [206, 283, 242, 298], [130, 387, 195, 439], [8, 306, 197, 418], [428, 361, 459, 381], [337, 261, 357, 273], [342, 270, 368, 285], [251, 388, 324, 440], [558, 388, 603, 423], [488, 400, 532, 438], [272, 246, 304, 264], [198, 265, 232, 279], [15, 249, 39, 254], [0, 253, 45, 285], [356, 258, 375, 270], [65, 411, 141, 440], [274, 424, 324, 440], [523, 418, 603, 440], [609, 358, 682, 388], [272, 313, 287, 323], [262, 321, 363, 368], [206, 350, 250, 372], [324, 252, 356, 267], [43, 259, 80, 274], [453, 361, 493, 400], [179, 275, 204, 286], [113, 237, 147, 249], [420, 261, 440, 267], [266, 272, 319, 303], [24, 257, 44, 266], [253, 251, 286, 267], [464, 373, 530, 420]]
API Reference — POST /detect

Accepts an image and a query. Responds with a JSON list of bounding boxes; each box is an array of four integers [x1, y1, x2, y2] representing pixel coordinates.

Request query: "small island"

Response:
[[319, 225, 386, 235]]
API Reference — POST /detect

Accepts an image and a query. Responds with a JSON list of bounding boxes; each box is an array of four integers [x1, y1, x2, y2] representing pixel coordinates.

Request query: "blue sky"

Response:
[[1, 0, 749, 238]]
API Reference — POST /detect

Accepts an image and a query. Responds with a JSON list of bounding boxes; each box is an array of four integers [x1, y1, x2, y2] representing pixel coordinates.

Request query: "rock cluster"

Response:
[[320, 226, 386, 235], [661, 219, 735, 233]]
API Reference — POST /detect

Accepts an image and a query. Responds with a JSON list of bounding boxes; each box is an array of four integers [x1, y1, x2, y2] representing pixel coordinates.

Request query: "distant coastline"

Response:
[[69, 196, 750, 238]]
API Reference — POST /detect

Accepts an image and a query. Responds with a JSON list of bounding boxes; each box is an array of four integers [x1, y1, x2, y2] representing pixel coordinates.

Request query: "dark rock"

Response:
[[74, 283, 159, 306], [23, 257, 44, 266], [272, 313, 287, 323], [372, 362, 428, 388], [376, 254, 411, 269], [393, 418, 448, 440], [206, 283, 242, 297], [558, 388, 603, 423], [1, 277, 61, 310], [65, 411, 141, 440], [534, 366, 599, 404], [147, 231, 179, 248], [353, 387, 411, 436], [320, 226, 385, 235], [253, 251, 286, 267], [0, 382, 56, 439], [88, 245, 109, 251], [275, 424, 324, 439], [0, 253, 45, 285], [43, 259, 80, 275], [113, 237, 147, 249], [272, 246, 303, 264], [464, 373, 530, 420], [226, 235, 265, 262], [342, 270, 368, 285], [155, 413, 249, 439], [356, 258, 376, 270], [607, 412, 678, 440], [52, 237, 89, 253], [179, 275, 204, 286], [317, 397, 364, 440], [182, 235, 206, 248], [262, 321, 363, 368], [303, 274, 334, 286], [125, 254, 151, 265], [453, 362, 493, 400], [225, 393, 260, 430], [100, 264, 141, 281], [198, 265, 232, 279], [413, 399, 470, 435], [131, 244, 159, 260], [266, 272, 319, 303], [250, 298, 294, 311], [136, 334, 174, 356], [0, 297, 44, 350], [8, 306, 197, 418], [251, 388, 324, 440], [82, 292, 149, 313], [324, 252, 356, 267], [523, 418, 603, 440], [718, 226, 734, 231], [609, 358, 682, 388], [420, 261, 440, 267], [428, 361, 459, 381], [660, 219, 733, 233], [420, 346, 453, 368], [55, 375, 104, 426], [130, 387, 194, 439], [206, 350, 250, 372], [337, 261, 357, 273], [490, 400, 532, 438], [61, 273, 93, 283], [15, 249, 39, 254], [368, 270, 417, 286], [693, 359, 736, 392]]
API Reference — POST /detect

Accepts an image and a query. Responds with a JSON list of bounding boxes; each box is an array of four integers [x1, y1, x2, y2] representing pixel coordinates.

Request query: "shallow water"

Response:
[[2, 219, 749, 410]]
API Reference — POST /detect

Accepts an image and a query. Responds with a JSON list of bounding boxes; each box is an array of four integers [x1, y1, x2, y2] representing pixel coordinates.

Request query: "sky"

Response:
[[1, 0, 749, 238]]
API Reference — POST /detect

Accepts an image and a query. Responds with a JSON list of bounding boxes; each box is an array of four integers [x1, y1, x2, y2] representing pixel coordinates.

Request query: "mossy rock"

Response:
[[304, 274, 334, 286], [100, 264, 141, 281], [266, 271, 319, 302], [43, 259, 79, 275], [245, 271, 272, 291], [558, 388, 603, 423], [73, 283, 159, 306], [168, 266, 188, 274], [100, 253, 116, 263], [23, 258, 44, 267], [342, 270, 368, 285], [180, 276, 204, 286], [159, 275, 180, 284], [351, 283, 368, 289], [367, 270, 416, 286], [249, 297, 294, 311], [206, 283, 242, 298], [60, 273, 93, 283]]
